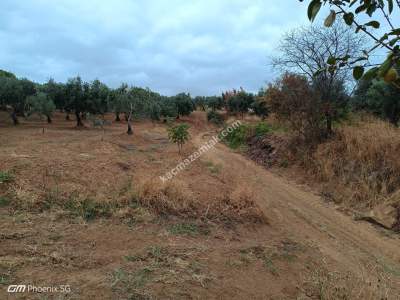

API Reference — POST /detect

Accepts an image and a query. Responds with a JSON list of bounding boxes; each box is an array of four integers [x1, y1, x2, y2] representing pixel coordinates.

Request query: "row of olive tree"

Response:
[[0, 71, 197, 133]]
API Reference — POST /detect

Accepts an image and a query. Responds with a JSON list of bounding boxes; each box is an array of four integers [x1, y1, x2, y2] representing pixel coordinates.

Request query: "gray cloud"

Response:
[[1, 0, 311, 95]]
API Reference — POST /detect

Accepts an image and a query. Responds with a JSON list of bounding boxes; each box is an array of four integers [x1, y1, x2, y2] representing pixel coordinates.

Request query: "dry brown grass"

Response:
[[302, 259, 396, 300], [135, 179, 267, 224], [310, 117, 400, 208]]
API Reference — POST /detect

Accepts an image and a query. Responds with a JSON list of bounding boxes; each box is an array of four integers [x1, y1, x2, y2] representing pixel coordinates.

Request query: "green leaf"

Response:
[[343, 13, 354, 25], [388, 0, 394, 13], [389, 37, 399, 46], [365, 21, 380, 29], [308, 0, 322, 22], [324, 10, 336, 27], [327, 56, 336, 65], [353, 66, 364, 80], [355, 4, 367, 14]]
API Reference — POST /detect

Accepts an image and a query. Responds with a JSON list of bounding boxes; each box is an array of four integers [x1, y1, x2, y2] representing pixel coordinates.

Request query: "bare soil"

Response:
[[1, 111, 399, 299]]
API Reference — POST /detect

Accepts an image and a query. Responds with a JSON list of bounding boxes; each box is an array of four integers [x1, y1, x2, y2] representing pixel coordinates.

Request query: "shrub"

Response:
[[223, 122, 273, 149], [207, 110, 224, 126], [254, 122, 272, 137], [266, 73, 326, 143], [251, 97, 269, 119], [223, 124, 249, 149]]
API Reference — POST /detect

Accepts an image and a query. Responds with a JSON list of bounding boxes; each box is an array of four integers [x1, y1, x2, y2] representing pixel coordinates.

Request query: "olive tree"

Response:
[[173, 93, 195, 118], [26, 92, 56, 123], [64, 76, 92, 127], [0, 74, 36, 125]]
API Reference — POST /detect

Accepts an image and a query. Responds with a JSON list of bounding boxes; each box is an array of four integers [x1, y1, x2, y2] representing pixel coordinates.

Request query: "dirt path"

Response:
[[193, 128, 400, 289]]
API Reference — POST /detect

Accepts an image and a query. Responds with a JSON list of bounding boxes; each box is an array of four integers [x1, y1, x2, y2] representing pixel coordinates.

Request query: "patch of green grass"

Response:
[[0, 171, 13, 184], [124, 255, 144, 262], [132, 267, 153, 288], [168, 223, 210, 236], [239, 246, 279, 276], [262, 256, 278, 276], [64, 198, 113, 221], [0, 263, 14, 286], [111, 267, 154, 291], [146, 245, 168, 263], [0, 196, 11, 207], [0, 273, 10, 285]]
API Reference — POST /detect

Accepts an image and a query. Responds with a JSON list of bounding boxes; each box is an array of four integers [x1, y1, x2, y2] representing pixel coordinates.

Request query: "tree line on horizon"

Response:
[[0, 69, 270, 132]]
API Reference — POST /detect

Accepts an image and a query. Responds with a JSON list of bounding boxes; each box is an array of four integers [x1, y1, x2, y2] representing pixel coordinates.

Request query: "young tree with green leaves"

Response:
[[168, 123, 190, 154]]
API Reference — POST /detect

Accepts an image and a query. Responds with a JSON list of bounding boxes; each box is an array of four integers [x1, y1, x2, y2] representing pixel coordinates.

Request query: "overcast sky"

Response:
[[1, 0, 389, 96]]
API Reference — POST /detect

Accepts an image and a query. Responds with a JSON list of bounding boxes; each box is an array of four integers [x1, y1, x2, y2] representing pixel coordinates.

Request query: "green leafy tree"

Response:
[[64, 76, 93, 127], [365, 80, 400, 125], [0, 77, 20, 124], [251, 97, 269, 120], [227, 89, 254, 118], [0, 70, 17, 79], [88, 79, 109, 115], [147, 101, 161, 122], [160, 97, 178, 120], [27, 92, 56, 123], [194, 96, 207, 111], [173, 93, 194, 118], [43, 79, 68, 115], [0, 75, 35, 125], [168, 123, 190, 153], [110, 83, 129, 121], [207, 96, 224, 111], [302, 0, 400, 83]]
